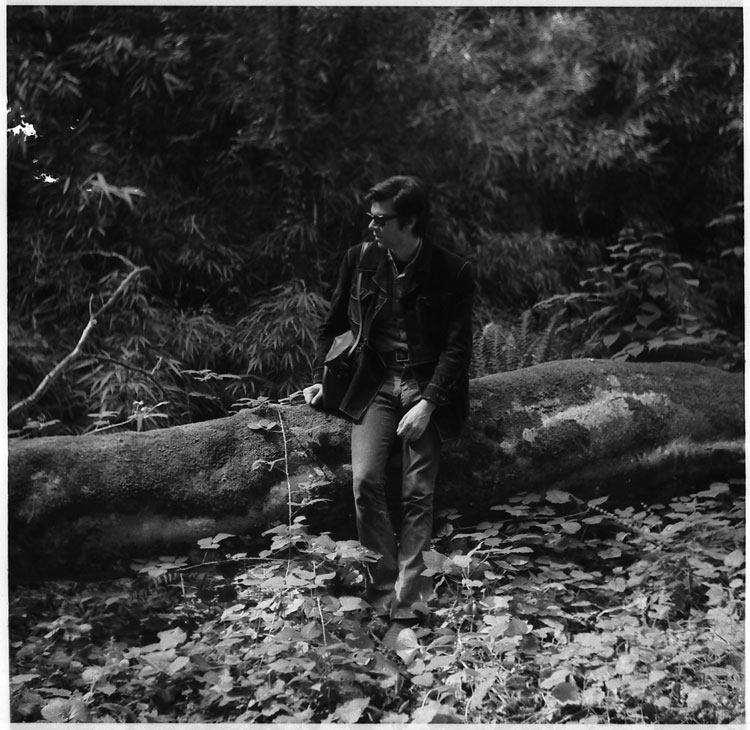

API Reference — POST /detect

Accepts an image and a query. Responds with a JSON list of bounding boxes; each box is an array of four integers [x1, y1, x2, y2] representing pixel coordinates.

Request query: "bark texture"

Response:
[[9, 360, 744, 576]]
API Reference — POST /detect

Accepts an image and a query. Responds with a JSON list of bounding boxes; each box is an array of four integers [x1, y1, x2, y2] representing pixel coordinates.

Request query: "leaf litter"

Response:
[[9, 480, 744, 723]]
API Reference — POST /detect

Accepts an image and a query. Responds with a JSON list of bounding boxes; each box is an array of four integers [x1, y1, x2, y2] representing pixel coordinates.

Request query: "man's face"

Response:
[[368, 199, 413, 251]]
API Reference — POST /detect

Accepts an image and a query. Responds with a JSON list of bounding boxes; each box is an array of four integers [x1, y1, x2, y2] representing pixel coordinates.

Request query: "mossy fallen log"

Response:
[[8, 360, 744, 576]]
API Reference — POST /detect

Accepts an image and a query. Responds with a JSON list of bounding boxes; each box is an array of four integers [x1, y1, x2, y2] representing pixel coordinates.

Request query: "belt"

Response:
[[380, 349, 410, 366]]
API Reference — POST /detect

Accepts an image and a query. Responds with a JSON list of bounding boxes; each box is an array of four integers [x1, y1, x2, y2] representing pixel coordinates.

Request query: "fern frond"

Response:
[[480, 322, 505, 375], [504, 330, 521, 371], [517, 310, 534, 367], [470, 329, 488, 377], [532, 311, 560, 364]]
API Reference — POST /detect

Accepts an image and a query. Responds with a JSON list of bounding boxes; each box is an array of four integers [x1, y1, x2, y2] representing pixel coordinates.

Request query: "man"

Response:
[[303, 175, 474, 636]]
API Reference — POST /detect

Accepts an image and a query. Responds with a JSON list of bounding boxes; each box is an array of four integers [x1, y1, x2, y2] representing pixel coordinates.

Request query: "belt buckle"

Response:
[[395, 350, 409, 364]]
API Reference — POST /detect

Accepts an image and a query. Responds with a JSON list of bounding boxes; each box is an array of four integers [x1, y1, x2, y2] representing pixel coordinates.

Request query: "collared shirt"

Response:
[[369, 239, 422, 355], [387, 238, 422, 296]]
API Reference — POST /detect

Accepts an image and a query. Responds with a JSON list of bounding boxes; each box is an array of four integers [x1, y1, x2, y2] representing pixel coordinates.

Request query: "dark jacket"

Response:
[[313, 240, 474, 442]]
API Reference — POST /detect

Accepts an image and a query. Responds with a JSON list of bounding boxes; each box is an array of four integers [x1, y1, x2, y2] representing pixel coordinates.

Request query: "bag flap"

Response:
[[324, 331, 355, 365]]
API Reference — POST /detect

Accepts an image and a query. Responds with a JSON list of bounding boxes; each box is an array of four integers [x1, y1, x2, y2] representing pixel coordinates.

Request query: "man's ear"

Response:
[[402, 216, 417, 234]]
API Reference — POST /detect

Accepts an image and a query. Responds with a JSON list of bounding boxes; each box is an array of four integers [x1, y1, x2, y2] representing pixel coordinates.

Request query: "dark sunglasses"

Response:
[[365, 212, 399, 227]]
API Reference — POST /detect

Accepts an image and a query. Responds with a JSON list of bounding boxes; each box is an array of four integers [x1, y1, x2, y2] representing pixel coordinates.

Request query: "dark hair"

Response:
[[365, 175, 430, 237]]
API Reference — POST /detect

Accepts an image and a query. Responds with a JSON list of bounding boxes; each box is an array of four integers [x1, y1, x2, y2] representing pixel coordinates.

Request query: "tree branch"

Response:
[[8, 258, 149, 423]]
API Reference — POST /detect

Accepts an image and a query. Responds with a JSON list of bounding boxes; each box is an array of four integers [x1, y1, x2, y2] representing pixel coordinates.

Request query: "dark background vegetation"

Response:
[[7, 6, 743, 435], [6, 9, 745, 724]]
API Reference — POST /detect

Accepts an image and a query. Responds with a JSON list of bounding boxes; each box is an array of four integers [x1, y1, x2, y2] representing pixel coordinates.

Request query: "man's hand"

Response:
[[303, 383, 325, 408], [397, 399, 436, 442]]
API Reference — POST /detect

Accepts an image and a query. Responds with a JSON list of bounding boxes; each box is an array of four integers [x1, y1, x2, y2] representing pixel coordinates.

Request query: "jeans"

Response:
[[351, 366, 441, 620]]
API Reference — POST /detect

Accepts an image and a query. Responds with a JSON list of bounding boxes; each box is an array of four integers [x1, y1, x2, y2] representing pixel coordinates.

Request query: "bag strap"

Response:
[[348, 243, 367, 354]]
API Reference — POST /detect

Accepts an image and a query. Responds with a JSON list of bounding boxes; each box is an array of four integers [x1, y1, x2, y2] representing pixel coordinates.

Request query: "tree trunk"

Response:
[[9, 360, 744, 577]]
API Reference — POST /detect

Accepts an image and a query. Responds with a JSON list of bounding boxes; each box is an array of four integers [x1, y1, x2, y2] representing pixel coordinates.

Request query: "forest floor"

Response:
[[9, 479, 745, 724]]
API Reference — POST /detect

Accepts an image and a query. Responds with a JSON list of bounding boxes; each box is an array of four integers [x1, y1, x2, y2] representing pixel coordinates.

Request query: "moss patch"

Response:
[[518, 419, 591, 461]]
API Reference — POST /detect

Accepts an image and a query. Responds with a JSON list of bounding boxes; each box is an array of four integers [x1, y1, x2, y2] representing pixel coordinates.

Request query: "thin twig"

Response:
[[316, 594, 329, 647], [275, 406, 294, 574], [91, 355, 168, 398]]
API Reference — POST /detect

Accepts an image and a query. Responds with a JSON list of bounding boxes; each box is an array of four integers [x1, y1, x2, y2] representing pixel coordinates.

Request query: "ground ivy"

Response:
[[9, 479, 744, 723]]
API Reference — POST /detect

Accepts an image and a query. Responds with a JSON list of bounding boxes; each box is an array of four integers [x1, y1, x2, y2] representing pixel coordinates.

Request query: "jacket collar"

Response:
[[359, 239, 432, 295], [359, 238, 432, 273]]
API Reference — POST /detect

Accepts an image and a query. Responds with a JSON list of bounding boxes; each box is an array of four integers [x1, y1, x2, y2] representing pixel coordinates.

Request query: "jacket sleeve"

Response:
[[421, 259, 475, 406], [312, 246, 359, 384]]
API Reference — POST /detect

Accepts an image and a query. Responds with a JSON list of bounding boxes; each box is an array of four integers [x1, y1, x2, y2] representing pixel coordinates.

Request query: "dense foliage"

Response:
[[7, 7, 743, 432], [10, 480, 744, 723], [8, 10, 743, 721]]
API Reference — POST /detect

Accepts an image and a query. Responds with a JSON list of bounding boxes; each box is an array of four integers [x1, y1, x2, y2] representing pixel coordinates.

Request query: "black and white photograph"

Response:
[[6, 4, 744, 724]]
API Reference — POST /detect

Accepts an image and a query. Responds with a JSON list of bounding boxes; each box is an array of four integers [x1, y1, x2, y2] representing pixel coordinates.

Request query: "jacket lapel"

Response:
[[405, 239, 432, 296], [357, 238, 433, 300], [356, 241, 389, 294]]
